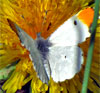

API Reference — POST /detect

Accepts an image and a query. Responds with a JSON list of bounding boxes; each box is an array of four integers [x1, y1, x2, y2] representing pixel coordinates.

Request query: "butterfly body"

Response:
[[36, 36, 52, 60]]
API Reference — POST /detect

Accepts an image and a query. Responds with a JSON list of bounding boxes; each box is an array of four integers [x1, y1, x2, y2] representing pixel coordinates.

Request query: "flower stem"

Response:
[[81, 0, 100, 93]]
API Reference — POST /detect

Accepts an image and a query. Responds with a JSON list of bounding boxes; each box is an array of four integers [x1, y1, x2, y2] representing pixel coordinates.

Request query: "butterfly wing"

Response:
[[46, 13, 91, 82], [8, 20, 49, 84], [48, 46, 83, 82], [48, 15, 90, 46]]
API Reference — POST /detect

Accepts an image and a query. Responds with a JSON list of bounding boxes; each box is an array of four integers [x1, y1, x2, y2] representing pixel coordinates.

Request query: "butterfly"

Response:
[[7, 8, 94, 84]]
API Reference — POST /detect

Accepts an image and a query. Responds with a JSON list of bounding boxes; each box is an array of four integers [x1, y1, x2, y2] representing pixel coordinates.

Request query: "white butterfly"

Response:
[[8, 11, 91, 84]]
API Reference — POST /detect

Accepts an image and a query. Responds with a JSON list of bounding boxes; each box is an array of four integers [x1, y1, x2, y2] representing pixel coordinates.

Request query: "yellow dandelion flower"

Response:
[[0, 0, 100, 93]]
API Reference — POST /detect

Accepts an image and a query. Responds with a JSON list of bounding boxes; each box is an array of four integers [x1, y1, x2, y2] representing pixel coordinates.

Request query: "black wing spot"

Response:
[[65, 56, 66, 58], [74, 20, 77, 25]]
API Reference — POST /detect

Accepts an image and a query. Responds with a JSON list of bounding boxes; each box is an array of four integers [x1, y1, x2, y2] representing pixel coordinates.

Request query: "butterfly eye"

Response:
[[74, 20, 77, 25]]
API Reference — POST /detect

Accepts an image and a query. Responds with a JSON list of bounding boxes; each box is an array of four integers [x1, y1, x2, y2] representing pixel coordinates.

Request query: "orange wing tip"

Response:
[[77, 8, 94, 27]]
